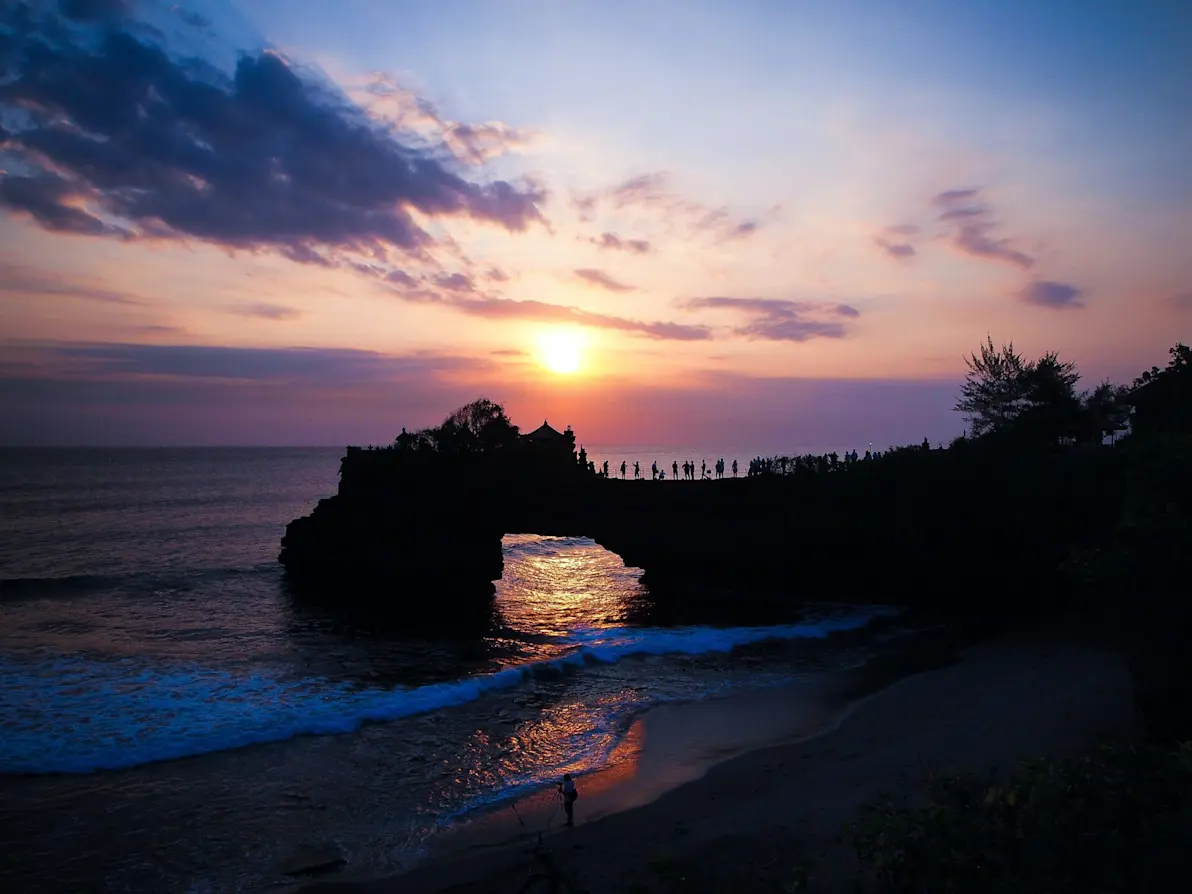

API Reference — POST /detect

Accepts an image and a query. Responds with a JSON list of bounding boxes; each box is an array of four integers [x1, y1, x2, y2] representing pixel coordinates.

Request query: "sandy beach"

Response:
[[292, 622, 1134, 893]]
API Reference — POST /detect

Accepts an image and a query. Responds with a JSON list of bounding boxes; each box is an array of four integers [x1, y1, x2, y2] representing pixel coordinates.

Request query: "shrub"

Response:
[[848, 741, 1192, 893]]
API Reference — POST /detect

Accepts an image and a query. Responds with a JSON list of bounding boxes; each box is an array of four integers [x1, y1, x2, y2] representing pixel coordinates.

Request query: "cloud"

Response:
[[59, 0, 129, 22], [1165, 290, 1192, 311], [933, 188, 1034, 269], [588, 232, 652, 254], [132, 323, 186, 336], [875, 237, 916, 260], [575, 171, 764, 244], [885, 224, 920, 237], [574, 268, 635, 292], [231, 302, 301, 321], [932, 188, 981, 206], [172, 7, 212, 29], [490, 348, 527, 357], [434, 272, 475, 292], [682, 297, 859, 342], [0, 6, 545, 268], [1019, 280, 1085, 310], [385, 270, 419, 288], [49, 342, 485, 382], [450, 297, 712, 341], [0, 341, 496, 445], [355, 72, 539, 166], [0, 345, 965, 447], [0, 255, 140, 304]]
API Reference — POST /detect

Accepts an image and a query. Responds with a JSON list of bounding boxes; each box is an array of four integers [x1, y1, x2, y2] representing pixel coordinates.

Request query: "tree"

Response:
[[1082, 381, 1131, 443], [1016, 351, 1084, 444], [396, 398, 520, 454], [955, 337, 1031, 438], [442, 398, 521, 452], [956, 338, 1090, 446], [1129, 343, 1192, 438]]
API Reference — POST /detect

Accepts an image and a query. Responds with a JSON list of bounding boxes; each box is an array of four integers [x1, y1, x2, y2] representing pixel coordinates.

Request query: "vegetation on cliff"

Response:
[[850, 741, 1192, 893]]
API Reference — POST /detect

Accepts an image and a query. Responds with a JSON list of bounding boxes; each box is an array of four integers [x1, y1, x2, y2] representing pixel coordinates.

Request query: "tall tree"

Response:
[[1130, 343, 1192, 438], [955, 337, 1031, 437], [955, 338, 1085, 445]]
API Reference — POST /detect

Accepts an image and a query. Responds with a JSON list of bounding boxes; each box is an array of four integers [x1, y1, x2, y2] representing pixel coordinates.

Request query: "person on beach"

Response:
[[557, 773, 579, 826]]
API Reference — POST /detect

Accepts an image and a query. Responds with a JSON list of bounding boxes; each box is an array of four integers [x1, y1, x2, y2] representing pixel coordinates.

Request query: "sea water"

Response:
[[0, 447, 896, 892]]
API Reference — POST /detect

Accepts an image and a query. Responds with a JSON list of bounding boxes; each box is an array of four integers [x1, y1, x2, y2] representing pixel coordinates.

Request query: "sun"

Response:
[[537, 329, 586, 375]]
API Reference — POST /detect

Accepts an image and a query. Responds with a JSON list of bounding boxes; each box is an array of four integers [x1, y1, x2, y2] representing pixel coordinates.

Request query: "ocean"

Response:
[[0, 447, 899, 892]]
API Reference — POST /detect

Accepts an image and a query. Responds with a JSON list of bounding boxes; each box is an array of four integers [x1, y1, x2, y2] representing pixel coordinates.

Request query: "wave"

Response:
[[0, 608, 894, 775], [0, 565, 277, 601]]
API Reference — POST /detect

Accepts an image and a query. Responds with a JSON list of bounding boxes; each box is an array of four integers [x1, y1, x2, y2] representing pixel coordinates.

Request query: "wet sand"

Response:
[[294, 622, 1135, 893]]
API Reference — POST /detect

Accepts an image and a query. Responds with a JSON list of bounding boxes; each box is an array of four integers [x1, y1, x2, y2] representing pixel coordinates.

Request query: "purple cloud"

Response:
[[450, 297, 711, 341], [231, 302, 301, 321], [683, 296, 859, 342], [1020, 280, 1085, 310], [0, 6, 546, 266], [934, 188, 1034, 269], [875, 237, 916, 260], [577, 171, 763, 244], [386, 270, 419, 288], [589, 232, 652, 254], [49, 343, 485, 382], [434, 272, 475, 292], [574, 268, 635, 292], [933, 188, 981, 205], [0, 255, 140, 304], [0, 346, 964, 447]]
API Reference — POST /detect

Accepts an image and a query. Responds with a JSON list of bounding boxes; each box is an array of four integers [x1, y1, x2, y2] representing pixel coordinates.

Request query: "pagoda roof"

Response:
[[524, 420, 565, 440]]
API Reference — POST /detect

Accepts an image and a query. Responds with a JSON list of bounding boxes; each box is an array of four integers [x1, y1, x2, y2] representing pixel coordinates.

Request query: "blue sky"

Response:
[[0, 0, 1188, 445]]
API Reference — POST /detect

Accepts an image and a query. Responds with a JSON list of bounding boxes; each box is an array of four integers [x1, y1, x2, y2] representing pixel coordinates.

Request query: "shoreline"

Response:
[[293, 619, 1134, 893]]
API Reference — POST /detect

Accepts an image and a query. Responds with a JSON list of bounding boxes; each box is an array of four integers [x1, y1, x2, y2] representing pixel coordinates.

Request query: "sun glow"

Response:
[[537, 329, 586, 375]]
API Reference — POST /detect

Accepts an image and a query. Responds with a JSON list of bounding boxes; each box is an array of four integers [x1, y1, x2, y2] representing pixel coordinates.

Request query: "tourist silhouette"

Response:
[[633, 461, 640, 479], [558, 773, 578, 826], [672, 460, 678, 480], [602, 460, 609, 477], [651, 461, 658, 480], [732, 459, 738, 477], [620, 460, 627, 479]]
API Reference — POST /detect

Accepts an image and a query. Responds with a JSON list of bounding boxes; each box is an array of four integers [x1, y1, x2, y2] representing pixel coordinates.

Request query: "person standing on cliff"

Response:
[[672, 460, 678, 480], [620, 460, 627, 479], [557, 773, 579, 826]]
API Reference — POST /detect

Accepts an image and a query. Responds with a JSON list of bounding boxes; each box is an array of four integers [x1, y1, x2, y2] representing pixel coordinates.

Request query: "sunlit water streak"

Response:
[[0, 449, 899, 892]]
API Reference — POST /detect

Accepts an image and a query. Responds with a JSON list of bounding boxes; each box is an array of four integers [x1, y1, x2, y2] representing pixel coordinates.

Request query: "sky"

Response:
[[0, 0, 1189, 447]]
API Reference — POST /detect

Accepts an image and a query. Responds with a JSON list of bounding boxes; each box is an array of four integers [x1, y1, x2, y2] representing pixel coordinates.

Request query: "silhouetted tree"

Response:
[[396, 398, 520, 454], [956, 338, 1086, 445], [1082, 380, 1131, 443], [1014, 351, 1084, 445], [956, 337, 1031, 437], [1130, 343, 1192, 438]]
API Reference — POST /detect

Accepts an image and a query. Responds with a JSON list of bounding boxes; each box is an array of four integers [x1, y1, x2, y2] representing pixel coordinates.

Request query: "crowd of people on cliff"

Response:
[[583, 443, 920, 481]]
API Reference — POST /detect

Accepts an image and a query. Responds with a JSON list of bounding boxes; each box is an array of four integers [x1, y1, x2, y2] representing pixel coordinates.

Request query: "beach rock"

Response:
[[277, 843, 346, 876]]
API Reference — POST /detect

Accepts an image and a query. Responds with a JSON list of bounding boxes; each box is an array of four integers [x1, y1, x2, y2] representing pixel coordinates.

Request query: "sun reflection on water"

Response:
[[495, 535, 646, 639]]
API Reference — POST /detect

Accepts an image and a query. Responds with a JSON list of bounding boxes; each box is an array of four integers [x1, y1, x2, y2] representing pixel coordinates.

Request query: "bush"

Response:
[[848, 742, 1192, 893]]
